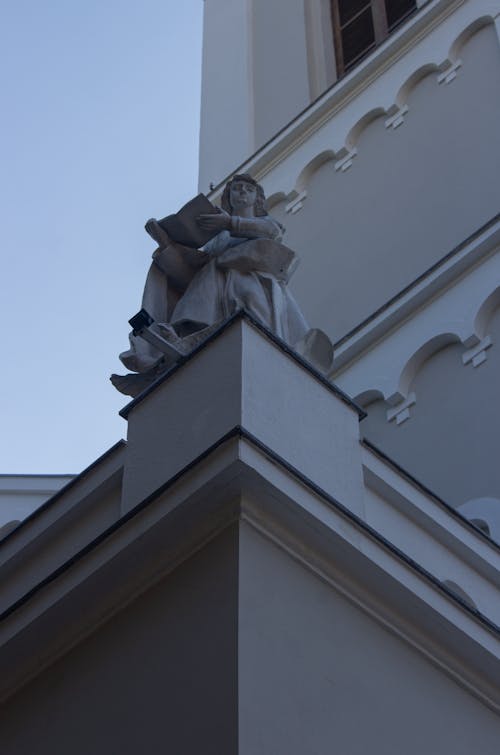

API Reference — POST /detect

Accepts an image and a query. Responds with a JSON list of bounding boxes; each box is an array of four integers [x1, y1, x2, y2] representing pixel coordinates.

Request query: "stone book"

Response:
[[158, 194, 220, 249]]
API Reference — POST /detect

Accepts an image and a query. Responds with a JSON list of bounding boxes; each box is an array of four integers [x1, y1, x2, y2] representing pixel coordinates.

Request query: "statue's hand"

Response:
[[145, 218, 171, 247], [197, 208, 231, 233]]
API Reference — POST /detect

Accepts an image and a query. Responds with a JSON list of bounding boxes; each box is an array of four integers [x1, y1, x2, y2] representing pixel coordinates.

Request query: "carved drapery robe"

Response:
[[120, 215, 309, 374]]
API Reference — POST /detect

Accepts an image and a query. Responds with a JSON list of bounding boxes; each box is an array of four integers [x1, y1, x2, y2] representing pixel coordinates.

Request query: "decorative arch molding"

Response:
[[396, 332, 462, 400], [448, 15, 496, 62], [266, 15, 497, 204], [330, 272, 500, 407], [474, 285, 500, 338], [295, 149, 335, 193], [266, 191, 287, 212], [355, 331, 478, 424], [349, 281, 500, 409], [333, 230, 500, 408], [352, 388, 385, 408], [344, 108, 386, 150], [394, 63, 439, 108], [280, 150, 336, 213]]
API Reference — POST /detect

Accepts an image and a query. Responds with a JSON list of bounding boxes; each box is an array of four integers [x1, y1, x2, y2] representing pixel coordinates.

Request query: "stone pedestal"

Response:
[[121, 315, 365, 514]]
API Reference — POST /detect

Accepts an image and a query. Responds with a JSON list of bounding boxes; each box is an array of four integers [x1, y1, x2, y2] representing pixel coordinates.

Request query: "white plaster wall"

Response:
[[0, 527, 239, 755], [362, 485, 499, 619], [254, 1, 500, 200], [360, 306, 500, 510], [199, 0, 255, 192], [238, 521, 500, 755], [122, 322, 243, 510], [270, 23, 500, 341], [252, 0, 311, 148], [199, 0, 323, 190], [333, 241, 500, 402], [241, 323, 365, 512]]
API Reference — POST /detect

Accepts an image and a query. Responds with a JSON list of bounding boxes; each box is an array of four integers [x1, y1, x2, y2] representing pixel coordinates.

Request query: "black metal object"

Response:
[[129, 308, 154, 334]]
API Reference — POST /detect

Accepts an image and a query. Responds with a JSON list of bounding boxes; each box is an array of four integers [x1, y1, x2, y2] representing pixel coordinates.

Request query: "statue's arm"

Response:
[[196, 212, 283, 242], [229, 216, 283, 241]]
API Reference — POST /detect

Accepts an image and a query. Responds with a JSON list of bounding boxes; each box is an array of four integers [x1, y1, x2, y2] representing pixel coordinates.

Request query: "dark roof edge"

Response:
[[0, 474, 75, 479], [1, 426, 498, 639], [0, 440, 126, 549], [362, 438, 500, 553]]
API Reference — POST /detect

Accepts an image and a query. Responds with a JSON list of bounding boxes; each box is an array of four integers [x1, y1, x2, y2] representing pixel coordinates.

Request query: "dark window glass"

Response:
[[385, 0, 417, 30], [341, 7, 375, 68], [338, 0, 371, 26], [332, 0, 418, 76]]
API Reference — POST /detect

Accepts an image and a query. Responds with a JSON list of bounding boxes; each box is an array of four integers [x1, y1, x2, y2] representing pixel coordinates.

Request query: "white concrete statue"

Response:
[[111, 174, 332, 396]]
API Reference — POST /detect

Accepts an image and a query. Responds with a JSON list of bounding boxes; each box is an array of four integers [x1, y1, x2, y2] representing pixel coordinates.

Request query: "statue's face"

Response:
[[229, 180, 257, 212]]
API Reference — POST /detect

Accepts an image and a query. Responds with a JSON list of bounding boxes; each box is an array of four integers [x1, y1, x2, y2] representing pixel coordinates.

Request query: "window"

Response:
[[331, 0, 417, 75]]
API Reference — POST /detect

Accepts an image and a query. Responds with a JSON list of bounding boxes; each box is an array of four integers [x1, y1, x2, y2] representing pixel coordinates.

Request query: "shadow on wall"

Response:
[[359, 307, 500, 511]]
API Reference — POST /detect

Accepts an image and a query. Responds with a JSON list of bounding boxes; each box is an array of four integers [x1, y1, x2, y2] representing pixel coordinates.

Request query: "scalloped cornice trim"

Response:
[[207, 1, 500, 210], [332, 217, 500, 406]]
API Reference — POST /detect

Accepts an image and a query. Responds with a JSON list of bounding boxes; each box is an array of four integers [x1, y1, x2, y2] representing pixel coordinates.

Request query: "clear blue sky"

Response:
[[0, 1, 204, 473]]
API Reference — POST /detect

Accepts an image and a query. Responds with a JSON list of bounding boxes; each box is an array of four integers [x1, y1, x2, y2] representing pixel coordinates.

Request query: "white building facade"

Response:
[[0, 2, 499, 752], [201, 0, 500, 524]]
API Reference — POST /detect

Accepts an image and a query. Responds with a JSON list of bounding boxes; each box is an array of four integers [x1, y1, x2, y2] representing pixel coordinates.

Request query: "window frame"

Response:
[[330, 0, 417, 76]]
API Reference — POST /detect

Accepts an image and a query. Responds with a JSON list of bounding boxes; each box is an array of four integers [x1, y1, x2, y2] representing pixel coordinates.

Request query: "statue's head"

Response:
[[221, 174, 268, 217]]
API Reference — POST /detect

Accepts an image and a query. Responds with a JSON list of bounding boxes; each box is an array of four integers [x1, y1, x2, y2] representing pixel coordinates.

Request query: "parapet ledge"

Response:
[[120, 313, 365, 513], [361, 440, 500, 626]]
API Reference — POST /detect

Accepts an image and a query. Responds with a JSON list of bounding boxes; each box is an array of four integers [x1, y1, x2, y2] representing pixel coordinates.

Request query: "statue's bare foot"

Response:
[[111, 322, 223, 397], [110, 358, 167, 397]]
